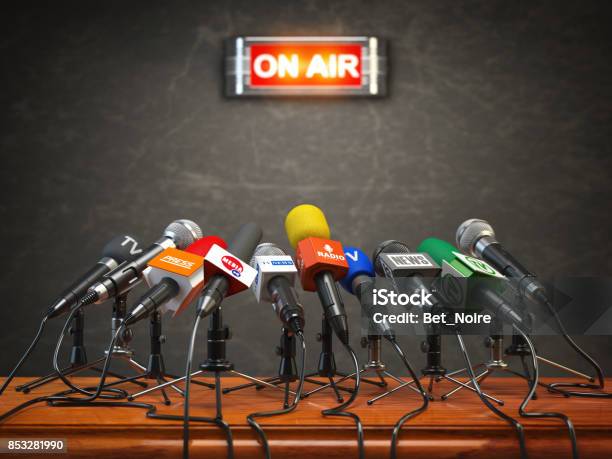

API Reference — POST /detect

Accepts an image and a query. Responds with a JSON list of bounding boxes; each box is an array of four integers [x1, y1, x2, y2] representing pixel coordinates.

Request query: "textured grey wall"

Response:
[[1, 1, 611, 380]]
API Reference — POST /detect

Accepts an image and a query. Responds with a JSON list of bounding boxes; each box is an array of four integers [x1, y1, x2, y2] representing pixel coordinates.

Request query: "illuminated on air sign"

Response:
[[225, 36, 387, 97]]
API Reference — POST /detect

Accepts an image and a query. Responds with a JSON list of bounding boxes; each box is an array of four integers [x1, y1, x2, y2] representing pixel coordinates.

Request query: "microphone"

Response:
[[126, 236, 228, 326], [250, 242, 305, 334], [46, 234, 144, 318], [456, 219, 548, 306], [372, 240, 442, 310], [185, 236, 227, 259], [84, 220, 202, 306], [124, 278, 180, 326], [285, 204, 349, 345], [417, 237, 525, 327], [340, 246, 395, 341], [196, 223, 262, 318]]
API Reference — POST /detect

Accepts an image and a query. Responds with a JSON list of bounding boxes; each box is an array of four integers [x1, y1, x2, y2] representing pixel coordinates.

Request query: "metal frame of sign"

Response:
[[224, 36, 387, 97]]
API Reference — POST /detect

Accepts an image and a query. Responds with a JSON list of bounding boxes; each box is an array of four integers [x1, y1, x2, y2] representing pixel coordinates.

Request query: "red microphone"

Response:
[[185, 235, 227, 285], [139, 236, 227, 318], [196, 223, 263, 318]]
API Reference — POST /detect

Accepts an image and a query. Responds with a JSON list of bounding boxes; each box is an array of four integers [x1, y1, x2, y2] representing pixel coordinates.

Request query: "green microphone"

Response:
[[417, 238, 525, 327]]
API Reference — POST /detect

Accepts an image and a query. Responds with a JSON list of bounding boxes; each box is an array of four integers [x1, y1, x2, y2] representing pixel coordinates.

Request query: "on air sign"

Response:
[[225, 36, 387, 97]]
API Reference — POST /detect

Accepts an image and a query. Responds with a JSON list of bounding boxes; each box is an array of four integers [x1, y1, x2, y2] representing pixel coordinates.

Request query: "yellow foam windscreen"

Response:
[[285, 204, 331, 249]]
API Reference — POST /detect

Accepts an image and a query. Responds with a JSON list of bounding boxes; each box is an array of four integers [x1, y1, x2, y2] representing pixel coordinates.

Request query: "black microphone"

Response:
[[83, 220, 202, 306], [456, 219, 548, 306], [124, 278, 180, 326], [46, 234, 143, 318], [249, 243, 305, 334], [196, 222, 263, 318], [372, 240, 442, 311]]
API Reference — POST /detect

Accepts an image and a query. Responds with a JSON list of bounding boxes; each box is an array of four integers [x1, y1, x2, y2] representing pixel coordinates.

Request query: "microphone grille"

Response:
[[456, 219, 495, 255], [250, 243, 286, 267], [372, 240, 412, 276], [164, 219, 203, 249]]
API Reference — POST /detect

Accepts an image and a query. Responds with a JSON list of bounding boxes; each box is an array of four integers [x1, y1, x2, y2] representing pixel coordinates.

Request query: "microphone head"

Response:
[[456, 219, 495, 255], [164, 219, 203, 249], [186, 236, 227, 257], [285, 204, 331, 249], [102, 234, 143, 263], [417, 238, 459, 266], [250, 242, 287, 263], [250, 242, 297, 303], [340, 246, 374, 294], [372, 240, 411, 276]]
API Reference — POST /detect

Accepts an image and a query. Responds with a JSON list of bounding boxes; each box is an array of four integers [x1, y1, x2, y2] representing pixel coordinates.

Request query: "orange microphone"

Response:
[[131, 236, 227, 323], [285, 204, 350, 344]]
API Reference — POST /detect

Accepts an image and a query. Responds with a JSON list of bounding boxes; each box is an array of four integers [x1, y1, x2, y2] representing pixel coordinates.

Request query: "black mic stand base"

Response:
[[440, 331, 593, 402], [103, 311, 209, 405], [367, 331, 444, 405], [15, 307, 146, 394], [301, 335, 403, 404], [438, 333, 511, 404], [506, 334, 593, 381], [300, 317, 384, 402], [369, 329, 502, 405], [436, 320, 519, 404], [129, 307, 291, 404], [439, 323, 548, 403], [222, 328, 301, 407]]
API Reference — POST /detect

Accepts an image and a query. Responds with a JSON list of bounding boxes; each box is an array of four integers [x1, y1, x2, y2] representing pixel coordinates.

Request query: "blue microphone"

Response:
[[340, 246, 395, 341]]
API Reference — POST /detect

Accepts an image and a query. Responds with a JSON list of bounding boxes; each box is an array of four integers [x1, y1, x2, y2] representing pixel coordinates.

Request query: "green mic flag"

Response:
[[417, 237, 525, 328]]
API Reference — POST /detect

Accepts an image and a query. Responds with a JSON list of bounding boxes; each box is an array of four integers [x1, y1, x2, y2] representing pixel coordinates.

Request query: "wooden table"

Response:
[[0, 376, 610, 458]]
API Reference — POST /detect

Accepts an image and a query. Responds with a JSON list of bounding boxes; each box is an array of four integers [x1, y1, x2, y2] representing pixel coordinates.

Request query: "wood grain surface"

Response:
[[0, 376, 610, 458]]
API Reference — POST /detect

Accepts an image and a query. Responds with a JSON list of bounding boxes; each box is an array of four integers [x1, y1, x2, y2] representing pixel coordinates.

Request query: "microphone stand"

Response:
[[128, 306, 293, 401], [440, 301, 593, 401], [439, 318, 513, 403], [302, 333, 406, 403], [220, 327, 301, 401], [507, 298, 593, 381], [222, 327, 298, 407], [368, 324, 503, 405], [100, 310, 212, 405], [301, 316, 385, 402], [16, 296, 147, 394]]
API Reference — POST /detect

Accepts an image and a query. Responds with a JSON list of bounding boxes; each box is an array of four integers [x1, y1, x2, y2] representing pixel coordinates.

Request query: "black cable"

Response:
[[183, 314, 201, 459], [321, 342, 364, 459], [145, 313, 233, 459], [0, 305, 124, 423], [534, 294, 612, 398], [148, 410, 233, 459], [47, 395, 235, 458], [454, 330, 528, 459], [0, 303, 233, 458], [49, 388, 234, 455], [180, 315, 235, 459], [513, 325, 579, 459], [246, 331, 307, 459], [0, 315, 49, 396], [388, 339, 429, 459], [51, 306, 125, 398]]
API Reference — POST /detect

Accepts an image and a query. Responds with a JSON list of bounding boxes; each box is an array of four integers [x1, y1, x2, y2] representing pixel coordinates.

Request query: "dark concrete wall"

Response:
[[1, 1, 611, 378]]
